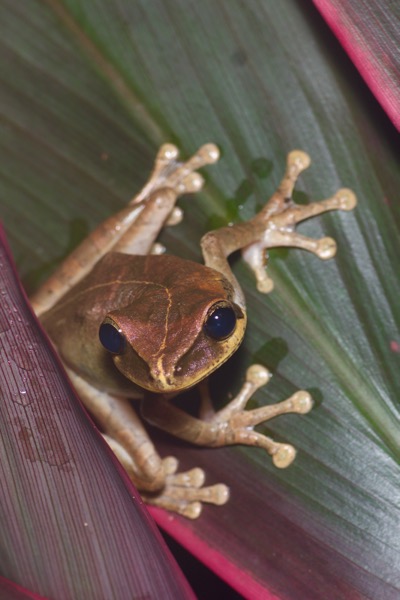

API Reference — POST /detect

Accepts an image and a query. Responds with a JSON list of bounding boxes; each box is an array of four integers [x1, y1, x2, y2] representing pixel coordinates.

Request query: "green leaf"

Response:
[[1, 1, 399, 598]]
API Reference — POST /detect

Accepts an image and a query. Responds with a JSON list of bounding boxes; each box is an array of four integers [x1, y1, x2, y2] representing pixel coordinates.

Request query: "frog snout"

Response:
[[149, 365, 176, 392]]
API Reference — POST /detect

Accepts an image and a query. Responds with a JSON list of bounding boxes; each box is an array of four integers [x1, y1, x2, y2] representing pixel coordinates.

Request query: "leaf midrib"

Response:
[[45, 0, 165, 146]]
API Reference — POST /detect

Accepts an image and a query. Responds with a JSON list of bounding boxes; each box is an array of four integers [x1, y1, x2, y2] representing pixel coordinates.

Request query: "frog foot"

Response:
[[142, 457, 229, 519], [242, 150, 357, 293], [209, 365, 313, 468], [131, 143, 220, 218], [105, 437, 228, 518]]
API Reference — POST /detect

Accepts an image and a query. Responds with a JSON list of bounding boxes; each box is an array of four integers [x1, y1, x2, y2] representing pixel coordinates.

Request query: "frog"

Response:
[[31, 143, 356, 518]]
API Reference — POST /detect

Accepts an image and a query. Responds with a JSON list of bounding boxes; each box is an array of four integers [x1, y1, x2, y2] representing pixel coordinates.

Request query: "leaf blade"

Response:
[[313, 0, 400, 130], [1, 1, 400, 598], [0, 228, 193, 599]]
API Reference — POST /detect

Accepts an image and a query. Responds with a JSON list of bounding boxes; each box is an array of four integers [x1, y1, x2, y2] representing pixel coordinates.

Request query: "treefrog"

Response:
[[31, 144, 356, 518]]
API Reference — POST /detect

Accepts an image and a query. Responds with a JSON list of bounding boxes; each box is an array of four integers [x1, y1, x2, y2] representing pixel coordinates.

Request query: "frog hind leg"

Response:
[[31, 143, 219, 317], [201, 149, 357, 304], [68, 370, 228, 519], [113, 143, 220, 256]]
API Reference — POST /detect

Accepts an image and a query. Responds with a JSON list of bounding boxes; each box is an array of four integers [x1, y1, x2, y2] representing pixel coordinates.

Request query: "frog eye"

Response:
[[99, 321, 125, 354], [204, 304, 237, 340]]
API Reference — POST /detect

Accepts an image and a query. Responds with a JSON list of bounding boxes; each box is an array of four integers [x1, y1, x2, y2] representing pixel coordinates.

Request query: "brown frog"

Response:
[[31, 144, 356, 518]]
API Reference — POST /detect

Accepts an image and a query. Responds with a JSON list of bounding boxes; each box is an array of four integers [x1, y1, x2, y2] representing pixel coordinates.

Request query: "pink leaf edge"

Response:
[[0, 577, 49, 600], [0, 224, 194, 600], [313, 0, 400, 130], [150, 507, 281, 600]]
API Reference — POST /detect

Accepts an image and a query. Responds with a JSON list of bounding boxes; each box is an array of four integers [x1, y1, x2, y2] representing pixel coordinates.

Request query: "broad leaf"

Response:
[[1, 1, 399, 598], [1, 576, 55, 600], [313, 0, 400, 130], [0, 229, 193, 599]]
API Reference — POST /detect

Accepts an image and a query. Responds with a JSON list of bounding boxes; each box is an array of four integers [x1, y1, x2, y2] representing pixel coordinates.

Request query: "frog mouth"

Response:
[[114, 353, 207, 394], [144, 365, 199, 394], [112, 312, 246, 394], [113, 351, 191, 394]]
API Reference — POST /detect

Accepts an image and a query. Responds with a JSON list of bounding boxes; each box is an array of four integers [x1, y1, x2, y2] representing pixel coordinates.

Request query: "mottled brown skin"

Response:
[[42, 253, 245, 395], [31, 144, 356, 518]]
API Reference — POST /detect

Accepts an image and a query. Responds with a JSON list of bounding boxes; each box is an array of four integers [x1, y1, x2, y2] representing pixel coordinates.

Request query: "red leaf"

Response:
[[0, 577, 49, 600], [0, 227, 193, 599], [313, 0, 400, 130]]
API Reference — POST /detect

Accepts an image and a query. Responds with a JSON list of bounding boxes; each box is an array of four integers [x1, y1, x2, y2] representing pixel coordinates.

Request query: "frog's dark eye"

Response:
[[204, 305, 237, 340], [99, 322, 125, 354]]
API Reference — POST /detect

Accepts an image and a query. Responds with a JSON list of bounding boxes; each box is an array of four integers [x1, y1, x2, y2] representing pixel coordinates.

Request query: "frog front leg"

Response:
[[142, 365, 312, 468], [68, 370, 228, 519], [142, 150, 356, 464]]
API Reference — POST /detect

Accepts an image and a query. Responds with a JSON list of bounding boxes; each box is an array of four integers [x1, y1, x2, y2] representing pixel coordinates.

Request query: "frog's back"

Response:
[[44, 252, 230, 317]]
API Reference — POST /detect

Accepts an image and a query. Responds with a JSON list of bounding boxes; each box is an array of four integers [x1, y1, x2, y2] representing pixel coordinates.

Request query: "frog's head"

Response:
[[98, 257, 246, 393]]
